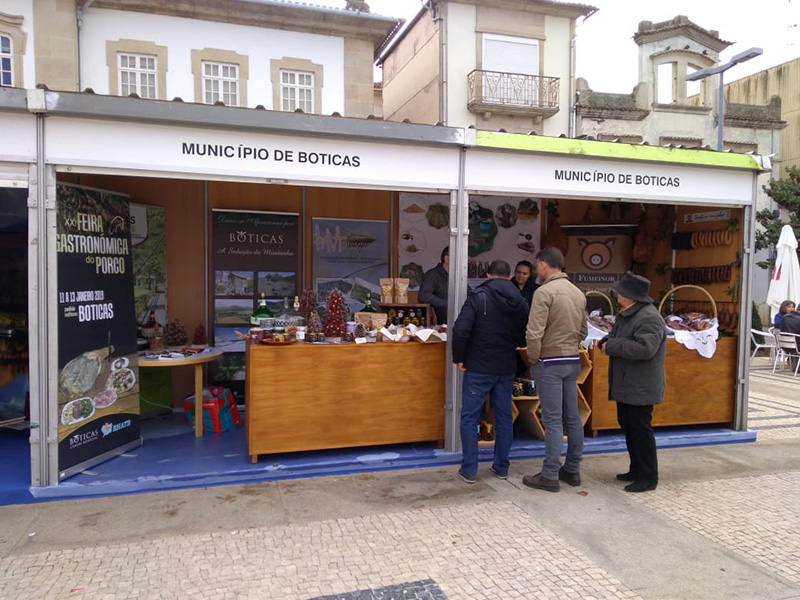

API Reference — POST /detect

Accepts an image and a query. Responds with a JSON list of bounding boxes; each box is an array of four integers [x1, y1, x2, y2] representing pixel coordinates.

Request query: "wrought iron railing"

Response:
[[467, 69, 560, 112]]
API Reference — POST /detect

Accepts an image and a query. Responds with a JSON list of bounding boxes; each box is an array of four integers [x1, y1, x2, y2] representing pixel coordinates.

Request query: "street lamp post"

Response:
[[686, 47, 763, 151]]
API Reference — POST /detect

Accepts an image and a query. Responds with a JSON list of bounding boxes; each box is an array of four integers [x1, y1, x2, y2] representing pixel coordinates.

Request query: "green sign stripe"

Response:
[[475, 131, 761, 170]]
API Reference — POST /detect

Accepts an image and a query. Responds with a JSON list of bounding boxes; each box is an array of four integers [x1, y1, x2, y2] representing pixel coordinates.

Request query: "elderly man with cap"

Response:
[[598, 272, 667, 493]]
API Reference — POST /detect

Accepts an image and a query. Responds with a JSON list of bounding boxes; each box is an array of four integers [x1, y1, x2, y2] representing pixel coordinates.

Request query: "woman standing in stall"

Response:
[[512, 261, 538, 307]]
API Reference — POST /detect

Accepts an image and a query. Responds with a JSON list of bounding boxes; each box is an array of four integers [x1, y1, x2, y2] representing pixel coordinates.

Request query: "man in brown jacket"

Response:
[[522, 247, 588, 492]]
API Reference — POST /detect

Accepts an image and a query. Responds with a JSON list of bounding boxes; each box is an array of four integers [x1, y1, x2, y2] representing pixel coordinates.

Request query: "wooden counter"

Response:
[[585, 336, 737, 432], [245, 342, 446, 462]]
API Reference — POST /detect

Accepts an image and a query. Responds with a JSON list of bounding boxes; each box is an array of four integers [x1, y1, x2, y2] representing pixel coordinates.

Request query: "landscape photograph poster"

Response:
[[398, 193, 541, 290], [311, 218, 388, 316], [56, 184, 141, 479], [211, 210, 299, 388]]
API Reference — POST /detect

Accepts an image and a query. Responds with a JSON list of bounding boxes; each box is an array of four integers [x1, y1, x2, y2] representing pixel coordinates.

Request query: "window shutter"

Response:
[[483, 37, 538, 75]]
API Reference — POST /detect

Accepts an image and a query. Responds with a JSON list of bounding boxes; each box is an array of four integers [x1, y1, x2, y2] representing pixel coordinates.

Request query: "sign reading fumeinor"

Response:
[[56, 183, 140, 479]]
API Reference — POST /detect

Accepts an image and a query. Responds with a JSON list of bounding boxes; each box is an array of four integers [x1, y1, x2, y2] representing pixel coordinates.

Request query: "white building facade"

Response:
[[0, 0, 399, 118]]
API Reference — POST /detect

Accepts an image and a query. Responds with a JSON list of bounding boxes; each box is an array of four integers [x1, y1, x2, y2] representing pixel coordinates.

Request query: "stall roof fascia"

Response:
[[0, 87, 30, 112], [19, 90, 466, 147], [475, 131, 764, 172]]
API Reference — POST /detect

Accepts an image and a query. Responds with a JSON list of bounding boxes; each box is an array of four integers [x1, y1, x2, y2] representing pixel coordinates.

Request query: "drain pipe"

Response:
[[427, 1, 447, 125], [570, 9, 598, 137], [76, 0, 97, 91]]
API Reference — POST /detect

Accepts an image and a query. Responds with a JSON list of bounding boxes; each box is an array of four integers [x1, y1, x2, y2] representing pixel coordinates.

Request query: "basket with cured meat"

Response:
[[585, 290, 616, 342], [658, 285, 719, 358]]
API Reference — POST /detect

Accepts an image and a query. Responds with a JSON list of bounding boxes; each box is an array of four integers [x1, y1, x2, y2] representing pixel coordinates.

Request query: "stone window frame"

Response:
[[191, 48, 249, 107], [0, 12, 27, 88], [270, 57, 323, 114], [106, 39, 168, 100]]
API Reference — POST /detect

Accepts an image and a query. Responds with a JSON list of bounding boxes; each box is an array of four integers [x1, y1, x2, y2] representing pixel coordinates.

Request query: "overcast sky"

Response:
[[326, 0, 799, 91]]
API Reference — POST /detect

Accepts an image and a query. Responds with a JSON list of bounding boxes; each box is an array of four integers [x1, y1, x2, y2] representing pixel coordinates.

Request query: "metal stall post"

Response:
[[28, 109, 60, 487], [444, 146, 469, 452], [734, 174, 759, 431]]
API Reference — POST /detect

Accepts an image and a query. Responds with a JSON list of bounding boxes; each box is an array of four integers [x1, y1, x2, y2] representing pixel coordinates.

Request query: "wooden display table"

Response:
[[585, 337, 737, 432], [245, 342, 446, 462]]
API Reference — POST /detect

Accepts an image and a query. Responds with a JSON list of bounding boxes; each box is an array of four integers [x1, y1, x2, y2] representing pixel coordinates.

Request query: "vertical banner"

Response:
[[312, 218, 388, 314], [56, 184, 140, 479], [212, 210, 299, 392], [130, 204, 168, 327]]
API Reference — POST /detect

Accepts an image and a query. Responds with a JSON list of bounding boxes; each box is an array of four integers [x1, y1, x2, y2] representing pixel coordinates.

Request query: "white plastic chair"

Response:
[[773, 331, 800, 377], [750, 328, 777, 362]]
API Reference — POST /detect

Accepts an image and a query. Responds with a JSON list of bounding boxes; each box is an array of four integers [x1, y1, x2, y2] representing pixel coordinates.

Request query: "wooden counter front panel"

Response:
[[586, 337, 737, 431], [246, 343, 446, 457]]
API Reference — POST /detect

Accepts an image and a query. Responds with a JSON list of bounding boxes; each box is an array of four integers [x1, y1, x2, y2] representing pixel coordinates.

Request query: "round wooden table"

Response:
[[138, 347, 224, 438]]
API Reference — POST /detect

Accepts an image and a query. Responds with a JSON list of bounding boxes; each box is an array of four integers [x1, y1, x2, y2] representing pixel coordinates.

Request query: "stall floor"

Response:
[[1, 413, 756, 506]]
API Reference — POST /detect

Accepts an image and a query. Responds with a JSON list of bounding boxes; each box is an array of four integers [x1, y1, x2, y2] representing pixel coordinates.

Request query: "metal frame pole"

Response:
[[734, 175, 759, 431], [444, 146, 468, 452]]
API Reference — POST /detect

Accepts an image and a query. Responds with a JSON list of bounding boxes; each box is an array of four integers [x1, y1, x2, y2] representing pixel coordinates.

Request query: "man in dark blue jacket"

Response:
[[451, 260, 530, 483]]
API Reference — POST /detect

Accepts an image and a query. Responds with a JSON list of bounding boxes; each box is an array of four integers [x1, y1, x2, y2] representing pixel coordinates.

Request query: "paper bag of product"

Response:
[[394, 278, 410, 304], [379, 278, 394, 304]]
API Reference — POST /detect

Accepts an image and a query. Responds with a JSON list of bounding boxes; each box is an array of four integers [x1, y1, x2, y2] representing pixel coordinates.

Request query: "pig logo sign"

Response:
[[578, 238, 616, 271]]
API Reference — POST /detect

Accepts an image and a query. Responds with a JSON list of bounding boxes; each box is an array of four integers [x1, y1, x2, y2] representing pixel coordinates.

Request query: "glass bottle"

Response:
[[361, 291, 377, 313], [251, 293, 273, 325]]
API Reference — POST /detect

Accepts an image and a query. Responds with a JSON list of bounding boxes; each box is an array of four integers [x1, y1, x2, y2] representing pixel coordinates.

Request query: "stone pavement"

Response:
[[0, 374, 799, 600]]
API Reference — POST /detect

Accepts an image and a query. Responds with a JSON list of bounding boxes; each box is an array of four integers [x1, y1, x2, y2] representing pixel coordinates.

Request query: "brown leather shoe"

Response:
[[522, 472, 560, 492], [558, 467, 581, 487]]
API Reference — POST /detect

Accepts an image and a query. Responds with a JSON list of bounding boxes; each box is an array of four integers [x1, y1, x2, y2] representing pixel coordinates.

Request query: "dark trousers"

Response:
[[616, 402, 658, 484]]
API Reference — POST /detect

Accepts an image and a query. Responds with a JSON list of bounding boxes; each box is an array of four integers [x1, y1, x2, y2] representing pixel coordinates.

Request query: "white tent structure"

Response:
[[767, 225, 800, 322]]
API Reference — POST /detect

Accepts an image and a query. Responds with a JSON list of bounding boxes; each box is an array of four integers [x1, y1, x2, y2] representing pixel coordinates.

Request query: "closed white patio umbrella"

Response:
[[766, 224, 800, 323]]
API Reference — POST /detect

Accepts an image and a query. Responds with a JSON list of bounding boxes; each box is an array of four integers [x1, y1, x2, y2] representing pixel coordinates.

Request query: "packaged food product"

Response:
[[394, 278, 410, 304], [370, 313, 388, 331], [380, 278, 394, 304]]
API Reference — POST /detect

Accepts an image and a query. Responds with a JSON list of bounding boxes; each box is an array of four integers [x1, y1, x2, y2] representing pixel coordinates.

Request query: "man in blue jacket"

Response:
[[451, 260, 530, 483]]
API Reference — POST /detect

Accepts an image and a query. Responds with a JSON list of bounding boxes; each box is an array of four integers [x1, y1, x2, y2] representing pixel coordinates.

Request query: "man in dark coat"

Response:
[[598, 272, 666, 493], [779, 307, 800, 369], [451, 260, 530, 484], [419, 246, 449, 324]]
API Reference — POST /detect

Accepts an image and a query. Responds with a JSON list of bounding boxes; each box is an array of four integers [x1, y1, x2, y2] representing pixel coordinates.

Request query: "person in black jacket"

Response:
[[451, 260, 530, 484], [418, 247, 449, 324], [512, 260, 539, 307], [598, 272, 666, 493]]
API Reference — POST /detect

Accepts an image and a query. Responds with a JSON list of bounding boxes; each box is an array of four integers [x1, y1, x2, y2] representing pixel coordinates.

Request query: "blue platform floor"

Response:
[[0, 413, 756, 506]]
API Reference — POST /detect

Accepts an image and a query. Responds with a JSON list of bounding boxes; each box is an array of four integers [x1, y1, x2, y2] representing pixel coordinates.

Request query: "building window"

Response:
[[118, 53, 157, 98], [657, 62, 675, 104], [0, 34, 12, 87], [280, 70, 314, 112], [203, 61, 239, 106]]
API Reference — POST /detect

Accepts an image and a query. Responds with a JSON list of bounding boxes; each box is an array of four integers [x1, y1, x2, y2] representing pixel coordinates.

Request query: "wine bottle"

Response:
[[362, 290, 377, 313], [251, 293, 273, 325]]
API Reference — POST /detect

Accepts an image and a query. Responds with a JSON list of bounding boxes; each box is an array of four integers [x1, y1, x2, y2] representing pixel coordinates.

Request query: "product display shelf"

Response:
[[478, 394, 541, 447], [379, 303, 435, 327]]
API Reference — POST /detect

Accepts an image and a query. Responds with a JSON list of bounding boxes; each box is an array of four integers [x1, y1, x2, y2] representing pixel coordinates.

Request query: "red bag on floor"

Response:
[[184, 386, 241, 433]]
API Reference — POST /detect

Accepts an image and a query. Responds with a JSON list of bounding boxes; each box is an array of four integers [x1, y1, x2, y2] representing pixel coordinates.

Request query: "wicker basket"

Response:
[[586, 290, 615, 315], [657, 285, 718, 320]]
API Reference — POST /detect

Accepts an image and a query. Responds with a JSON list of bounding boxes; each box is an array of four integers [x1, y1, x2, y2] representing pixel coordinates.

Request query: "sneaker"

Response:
[[521, 472, 560, 492], [624, 481, 657, 493], [490, 466, 509, 480], [458, 468, 477, 484], [616, 472, 636, 482], [558, 467, 581, 487]]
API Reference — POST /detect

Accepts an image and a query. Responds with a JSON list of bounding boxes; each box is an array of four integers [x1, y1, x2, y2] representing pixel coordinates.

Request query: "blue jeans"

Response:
[[532, 361, 583, 479], [460, 370, 514, 477]]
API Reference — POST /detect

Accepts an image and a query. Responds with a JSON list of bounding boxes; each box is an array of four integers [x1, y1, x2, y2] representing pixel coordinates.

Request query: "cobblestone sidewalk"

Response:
[[0, 501, 639, 600], [629, 471, 800, 586]]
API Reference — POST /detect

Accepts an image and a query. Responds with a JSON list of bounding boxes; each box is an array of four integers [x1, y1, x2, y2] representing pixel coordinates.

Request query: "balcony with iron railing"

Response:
[[467, 69, 560, 118]]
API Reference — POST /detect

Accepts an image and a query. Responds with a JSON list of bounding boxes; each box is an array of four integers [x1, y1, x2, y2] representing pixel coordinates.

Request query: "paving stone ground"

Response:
[[629, 471, 800, 586], [0, 501, 639, 600]]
